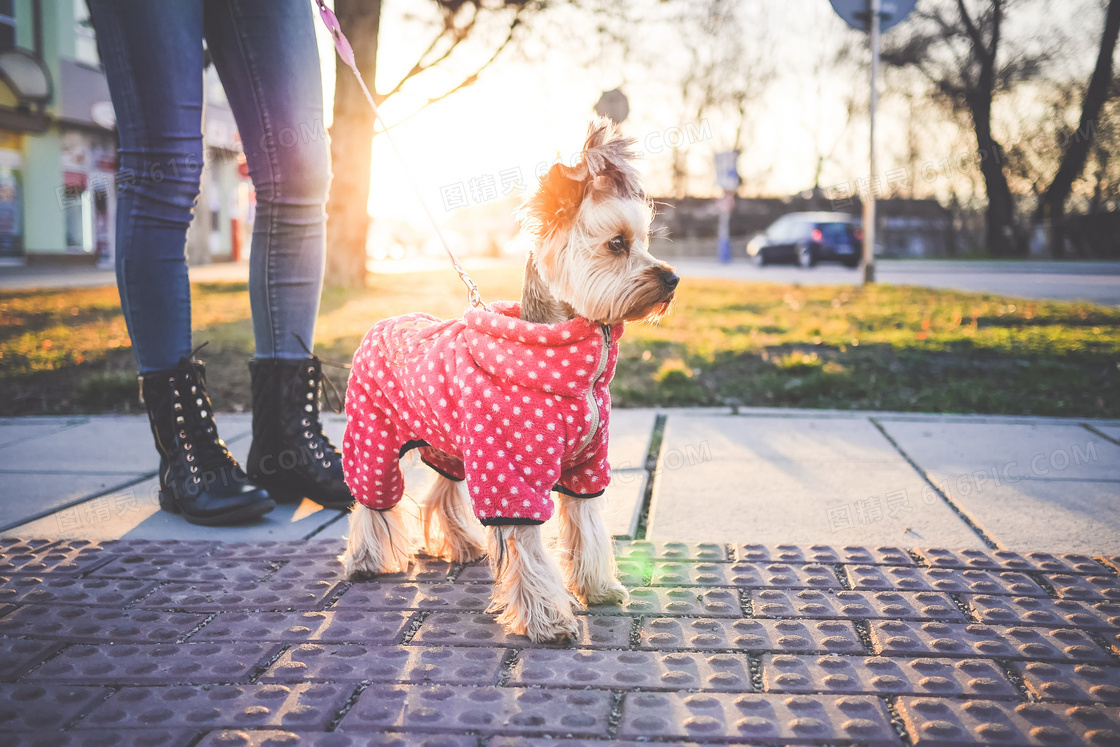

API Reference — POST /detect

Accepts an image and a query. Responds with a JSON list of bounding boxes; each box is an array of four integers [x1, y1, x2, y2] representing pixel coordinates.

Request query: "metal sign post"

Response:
[[863, 0, 881, 284], [829, 0, 915, 285]]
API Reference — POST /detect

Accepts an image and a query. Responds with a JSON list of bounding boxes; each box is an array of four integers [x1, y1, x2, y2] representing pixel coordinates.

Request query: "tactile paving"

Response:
[[336, 684, 612, 737], [458, 560, 642, 587], [77, 683, 353, 731], [847, 565, 1046, 596], [727, 563, 842, 589], [607, 587, 742, 617], [512, 649, 753, 691], [897, 696, 1120, 745], [0, 605, 207, 643], [614, 541, 729, 562], [0, 683, 108, 731], [915, 548, 1106, 575], [639, 617, 865, 654], [412, 613, 633, 649], [751, 589, 965, 621], [332, 583, 491, 612], [274, 556, 452, 584], [90, 556, 276, 583], [25, 642, 279, 685], [762, 654, 1017, 699], [964, 594, 1120, 630], [0, 543, 114, 575], [869, 621, 1113, 662], [0, 538, 57, 554], [0, 576, 158, 607], [137, 580, 339, 611], [197, 731, 475, 747], [83, 539, 221, 557], [208, 540, 348, 559], [0, 639, 65, 681], [1013, 661, 1120, 704], [191, 610, 415, 644], [261, 644, 505, 685], [619, 691, 897, 743], [1042, 573, 1120, 601], [739, 544, 914, 566], [5, 729, 198, 746]]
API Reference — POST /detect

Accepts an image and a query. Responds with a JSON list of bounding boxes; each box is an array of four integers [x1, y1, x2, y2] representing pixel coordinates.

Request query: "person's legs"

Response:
[[205, 0, 350, 509], [87, 0, 204, 373], [203, 0, 330, 359]]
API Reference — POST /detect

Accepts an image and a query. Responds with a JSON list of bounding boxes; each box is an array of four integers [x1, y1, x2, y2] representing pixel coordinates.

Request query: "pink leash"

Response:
[[315, 1, 486, 309]]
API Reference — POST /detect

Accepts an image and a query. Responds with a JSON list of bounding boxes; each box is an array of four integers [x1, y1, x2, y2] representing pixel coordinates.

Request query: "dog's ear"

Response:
[[520, 162, 585, 238], [581, 117, 644, 201]]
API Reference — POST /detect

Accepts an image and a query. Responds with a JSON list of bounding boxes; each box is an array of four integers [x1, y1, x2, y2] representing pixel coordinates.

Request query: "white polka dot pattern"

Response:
[[342, 302, 622, 524]]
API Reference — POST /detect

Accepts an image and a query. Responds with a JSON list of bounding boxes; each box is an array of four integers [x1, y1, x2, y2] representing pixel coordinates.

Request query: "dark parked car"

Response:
[[746, 212, 863, 268]]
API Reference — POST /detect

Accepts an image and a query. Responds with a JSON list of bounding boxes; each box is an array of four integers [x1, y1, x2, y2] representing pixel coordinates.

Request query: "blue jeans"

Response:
[[88, 0, 330, 372]]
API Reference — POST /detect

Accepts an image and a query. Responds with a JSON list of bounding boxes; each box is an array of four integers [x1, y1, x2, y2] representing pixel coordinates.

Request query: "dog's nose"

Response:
[[662, 271, 680, 291]]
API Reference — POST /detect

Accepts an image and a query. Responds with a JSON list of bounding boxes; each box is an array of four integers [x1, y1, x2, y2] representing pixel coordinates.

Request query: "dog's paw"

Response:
[[583, 580, 629, 607], [497, 596, 580, 644], [523, 607, 580, 644]]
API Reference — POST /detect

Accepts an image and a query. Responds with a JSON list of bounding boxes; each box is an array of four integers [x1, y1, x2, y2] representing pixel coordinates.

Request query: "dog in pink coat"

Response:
[[341, 119, 678, 642]]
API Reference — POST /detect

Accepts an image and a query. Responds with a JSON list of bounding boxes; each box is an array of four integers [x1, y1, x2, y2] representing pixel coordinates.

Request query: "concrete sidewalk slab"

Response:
[[879, 420, 1120, 553], [646, 413, 986, 548]]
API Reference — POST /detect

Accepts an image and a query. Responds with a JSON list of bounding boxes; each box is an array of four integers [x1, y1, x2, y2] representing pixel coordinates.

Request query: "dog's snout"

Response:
[[662, 271, 680, 291]]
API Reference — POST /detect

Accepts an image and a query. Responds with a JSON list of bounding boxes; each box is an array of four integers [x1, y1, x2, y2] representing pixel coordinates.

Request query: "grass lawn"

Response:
[[2, 265, 1118, 417]]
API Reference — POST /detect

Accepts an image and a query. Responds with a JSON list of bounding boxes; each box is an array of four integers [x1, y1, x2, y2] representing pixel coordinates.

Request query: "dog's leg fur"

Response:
[[419, 475, 485, 563], [558, 494, 629, 605], [341, 504, 413, 576], [487, 525, 579, 643]]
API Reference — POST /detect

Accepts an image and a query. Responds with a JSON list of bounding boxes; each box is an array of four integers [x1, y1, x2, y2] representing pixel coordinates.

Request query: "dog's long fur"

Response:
[[341, 118, 676, 642]]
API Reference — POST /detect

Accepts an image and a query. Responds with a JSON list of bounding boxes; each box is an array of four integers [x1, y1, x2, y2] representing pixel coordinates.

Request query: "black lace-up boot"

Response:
[[140, 358, 275, 525], [246, 357, 353, 509]]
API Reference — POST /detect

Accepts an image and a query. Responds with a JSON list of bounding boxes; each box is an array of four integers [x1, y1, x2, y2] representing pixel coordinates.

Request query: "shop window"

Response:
[[0, 0, 16, 50]]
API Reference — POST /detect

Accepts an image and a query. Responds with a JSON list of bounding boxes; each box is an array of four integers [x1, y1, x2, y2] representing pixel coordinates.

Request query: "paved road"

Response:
[[673, 258, 1120, 306]]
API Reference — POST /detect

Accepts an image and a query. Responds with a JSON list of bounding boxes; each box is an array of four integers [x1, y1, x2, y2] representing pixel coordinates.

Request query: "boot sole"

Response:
[[250, 475, 354, 511], [160, 492, 277, 526]]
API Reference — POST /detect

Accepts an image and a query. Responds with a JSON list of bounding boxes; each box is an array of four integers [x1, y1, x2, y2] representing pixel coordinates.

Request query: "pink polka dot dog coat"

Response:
[[343, 301, 622, 526]]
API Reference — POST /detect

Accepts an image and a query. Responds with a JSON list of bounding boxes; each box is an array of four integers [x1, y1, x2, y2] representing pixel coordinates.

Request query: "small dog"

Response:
[[340, 119, 678, 642]]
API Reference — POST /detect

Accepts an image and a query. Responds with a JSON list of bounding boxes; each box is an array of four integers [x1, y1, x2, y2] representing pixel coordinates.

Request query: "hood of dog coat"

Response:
[[462, 301, 623, 397]]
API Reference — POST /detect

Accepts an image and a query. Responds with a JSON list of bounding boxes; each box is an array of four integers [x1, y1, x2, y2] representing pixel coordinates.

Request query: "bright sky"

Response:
[[310, 0, 1104, 237]]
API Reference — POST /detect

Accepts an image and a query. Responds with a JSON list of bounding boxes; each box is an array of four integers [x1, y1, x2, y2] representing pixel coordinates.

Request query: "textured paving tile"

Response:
[[1043, 572, 1120, 601], [0, 543, 114, 575], [0, 538, 58, 554], [964, 594, 1120, 630], [332, 582, 492, 612], [337, 684, 612, 737], [762, 654, 1017, 699], [896, 696, 1120, 745], [0, 576, 157, 607], [606, 587, 742, 617], [869, 621, 1113, 662], [512, 649, 753, 691], [638, 617, 865, 654], [90, 556, 276, 583], [6, 730, 198, 746], [83, 539, 222, 557], [0, 638, 65, 681], [0, 683, 108, 731], [191, 610, 415, 644], [197, 731, 474, 747], [272, 555, 452, 583], [739, 543, 915, 566], [751, 588, 965, 621], [25, 642, 280, 685], [412, 612, 633, 649], [916, 547, 1108, 575], [208, 540, 347, 559], [1012, 661, 1120, 704], [847, 565, 1048, 596], [614, 540, 729, 562], [0, 605, 207, 643], [77, 683, 353, 731], [137, 580, 339, 611], [619, 691, 898, 743], [726, 562, 842, 589], [261, 644, 506, 685]]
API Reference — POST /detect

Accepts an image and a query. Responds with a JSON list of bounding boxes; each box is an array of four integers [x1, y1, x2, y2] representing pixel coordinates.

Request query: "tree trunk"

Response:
[[969, 99, 1020, 257], [324, 0, 382, 288], [1036, 0, 1120, 259]]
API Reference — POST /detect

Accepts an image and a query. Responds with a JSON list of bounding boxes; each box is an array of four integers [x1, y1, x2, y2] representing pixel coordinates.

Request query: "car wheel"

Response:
[[754, 249, 768, 267], [797, 243, 817, 268], [842, 257, 860, 269]]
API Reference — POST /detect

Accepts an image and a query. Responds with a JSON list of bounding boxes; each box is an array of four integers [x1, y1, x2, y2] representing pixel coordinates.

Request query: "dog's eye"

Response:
[[608, 235, 629, 254]]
